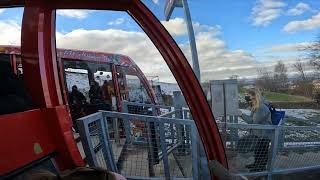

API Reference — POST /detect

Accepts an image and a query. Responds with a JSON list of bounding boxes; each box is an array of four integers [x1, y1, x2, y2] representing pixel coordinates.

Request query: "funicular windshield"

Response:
[[62, 59, 113, 128], [53, 8, 206, 180], [0, 2, 222, 180]]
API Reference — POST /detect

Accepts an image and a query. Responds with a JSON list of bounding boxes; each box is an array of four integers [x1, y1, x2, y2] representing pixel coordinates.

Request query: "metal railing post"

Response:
[[234, 116, 239, 141], [121, 101, 132, 143], [267, 126, 281, 180], [198, 139, 210, 179], [77, 115, 99, 167], [100, 114, 118, 172], [191, 124, 199, 180], [159, 122, 171, 179], [170, 123, 175, 146], [174, 91, 187, 155], [146, 119, 156, 177], [113, 118, 120, 144]]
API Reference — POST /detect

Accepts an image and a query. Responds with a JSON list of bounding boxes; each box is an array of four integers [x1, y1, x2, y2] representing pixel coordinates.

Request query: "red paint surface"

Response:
[[0, 109, 55, 175], [45, 106, 85, 169], [21, 4, 84, 171]]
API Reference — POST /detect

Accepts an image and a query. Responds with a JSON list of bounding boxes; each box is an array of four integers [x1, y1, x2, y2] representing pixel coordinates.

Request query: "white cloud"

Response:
[[179, 29, 260, 80], [161, 18, 187, 36], [54, 18, 309, 81], [56, 28, 176, 82], [286, 2, 311, 16], [108, 18, 125, 25], [54, 23, 259, 82], [161, 17, 221, 36], [262, 42, 312, 53], [283, 13, 320, 33], [0, 17, 309, 82], [57, 10, 92, 19], [0, 9, 5, 14], [251, 0, 286, 26], [152, 0, 159, 5], [0, 20, 21, 45]]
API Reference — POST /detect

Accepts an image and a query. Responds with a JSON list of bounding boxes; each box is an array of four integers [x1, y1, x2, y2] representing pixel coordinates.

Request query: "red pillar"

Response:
[[21, 1, 84, 169]]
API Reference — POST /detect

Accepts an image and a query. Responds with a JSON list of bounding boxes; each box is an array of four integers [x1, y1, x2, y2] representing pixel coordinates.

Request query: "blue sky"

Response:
[[145, 0, 320, 57], [0, 0, 319, 82]]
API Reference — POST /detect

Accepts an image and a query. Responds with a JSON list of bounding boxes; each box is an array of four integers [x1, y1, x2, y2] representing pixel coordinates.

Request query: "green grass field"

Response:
[[264, 91, 311, 102]]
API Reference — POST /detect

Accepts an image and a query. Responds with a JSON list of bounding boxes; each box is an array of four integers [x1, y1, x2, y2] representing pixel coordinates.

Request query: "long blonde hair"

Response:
[[247, 88, 262, 111]]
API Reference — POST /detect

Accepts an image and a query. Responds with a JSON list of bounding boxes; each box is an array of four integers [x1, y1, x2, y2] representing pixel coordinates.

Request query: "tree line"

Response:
[[256, 35, 320, 98]]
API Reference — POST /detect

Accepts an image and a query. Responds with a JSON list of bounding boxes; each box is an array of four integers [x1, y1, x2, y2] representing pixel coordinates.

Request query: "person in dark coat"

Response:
[[89, 81, 103, 104], [69, 85, 86, 106], [69, 85, 87, 132], [0, 60, 33, 115]]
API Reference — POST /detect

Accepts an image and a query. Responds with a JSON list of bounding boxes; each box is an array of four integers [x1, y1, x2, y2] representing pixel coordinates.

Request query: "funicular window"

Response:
[[55, 9, 197, 179], [62, 59, 115, 123], [116, 66, 128, 101], [63, 60, 90, 100], [126, 74, 151, 103], [0, 7, 34, 115], [95, 64, 116, 110]]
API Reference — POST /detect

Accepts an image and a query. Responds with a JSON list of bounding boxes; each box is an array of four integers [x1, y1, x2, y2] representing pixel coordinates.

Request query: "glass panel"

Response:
[[0, 7, 35, 115], [62, 58, 116, 119], [126, 74, 151, 103], [55, 9, 205, 179], [143, 1, 320, 178], [116, 66, 128, 101]]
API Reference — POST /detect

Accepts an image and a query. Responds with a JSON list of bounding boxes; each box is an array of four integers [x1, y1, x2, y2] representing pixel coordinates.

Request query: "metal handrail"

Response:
[[77, 102, 320, 180]]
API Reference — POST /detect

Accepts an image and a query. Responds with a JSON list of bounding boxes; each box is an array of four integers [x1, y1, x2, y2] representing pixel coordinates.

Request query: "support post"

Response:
[[146, 120, 156, 177], [191, 124, 199, 180], [182, 0, 200, 81]]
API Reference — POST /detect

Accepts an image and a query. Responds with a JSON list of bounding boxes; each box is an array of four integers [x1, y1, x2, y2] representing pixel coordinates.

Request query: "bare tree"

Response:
[[303, 35, 320, 72], [293, 60, 307, 81], [292, 60, 314, 97], [274, 61, 288, 91], [256, 68, 274, 91], [309, 39, 320, 70]]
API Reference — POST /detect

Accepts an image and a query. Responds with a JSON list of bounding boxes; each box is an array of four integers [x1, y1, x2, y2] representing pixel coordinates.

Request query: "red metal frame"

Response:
[[127, 1, 227, 169], [0, 0, 227, 178]]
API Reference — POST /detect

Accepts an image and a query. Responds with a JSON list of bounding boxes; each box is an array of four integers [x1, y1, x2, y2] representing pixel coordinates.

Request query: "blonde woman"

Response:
[[240, 89, 272, 172]]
